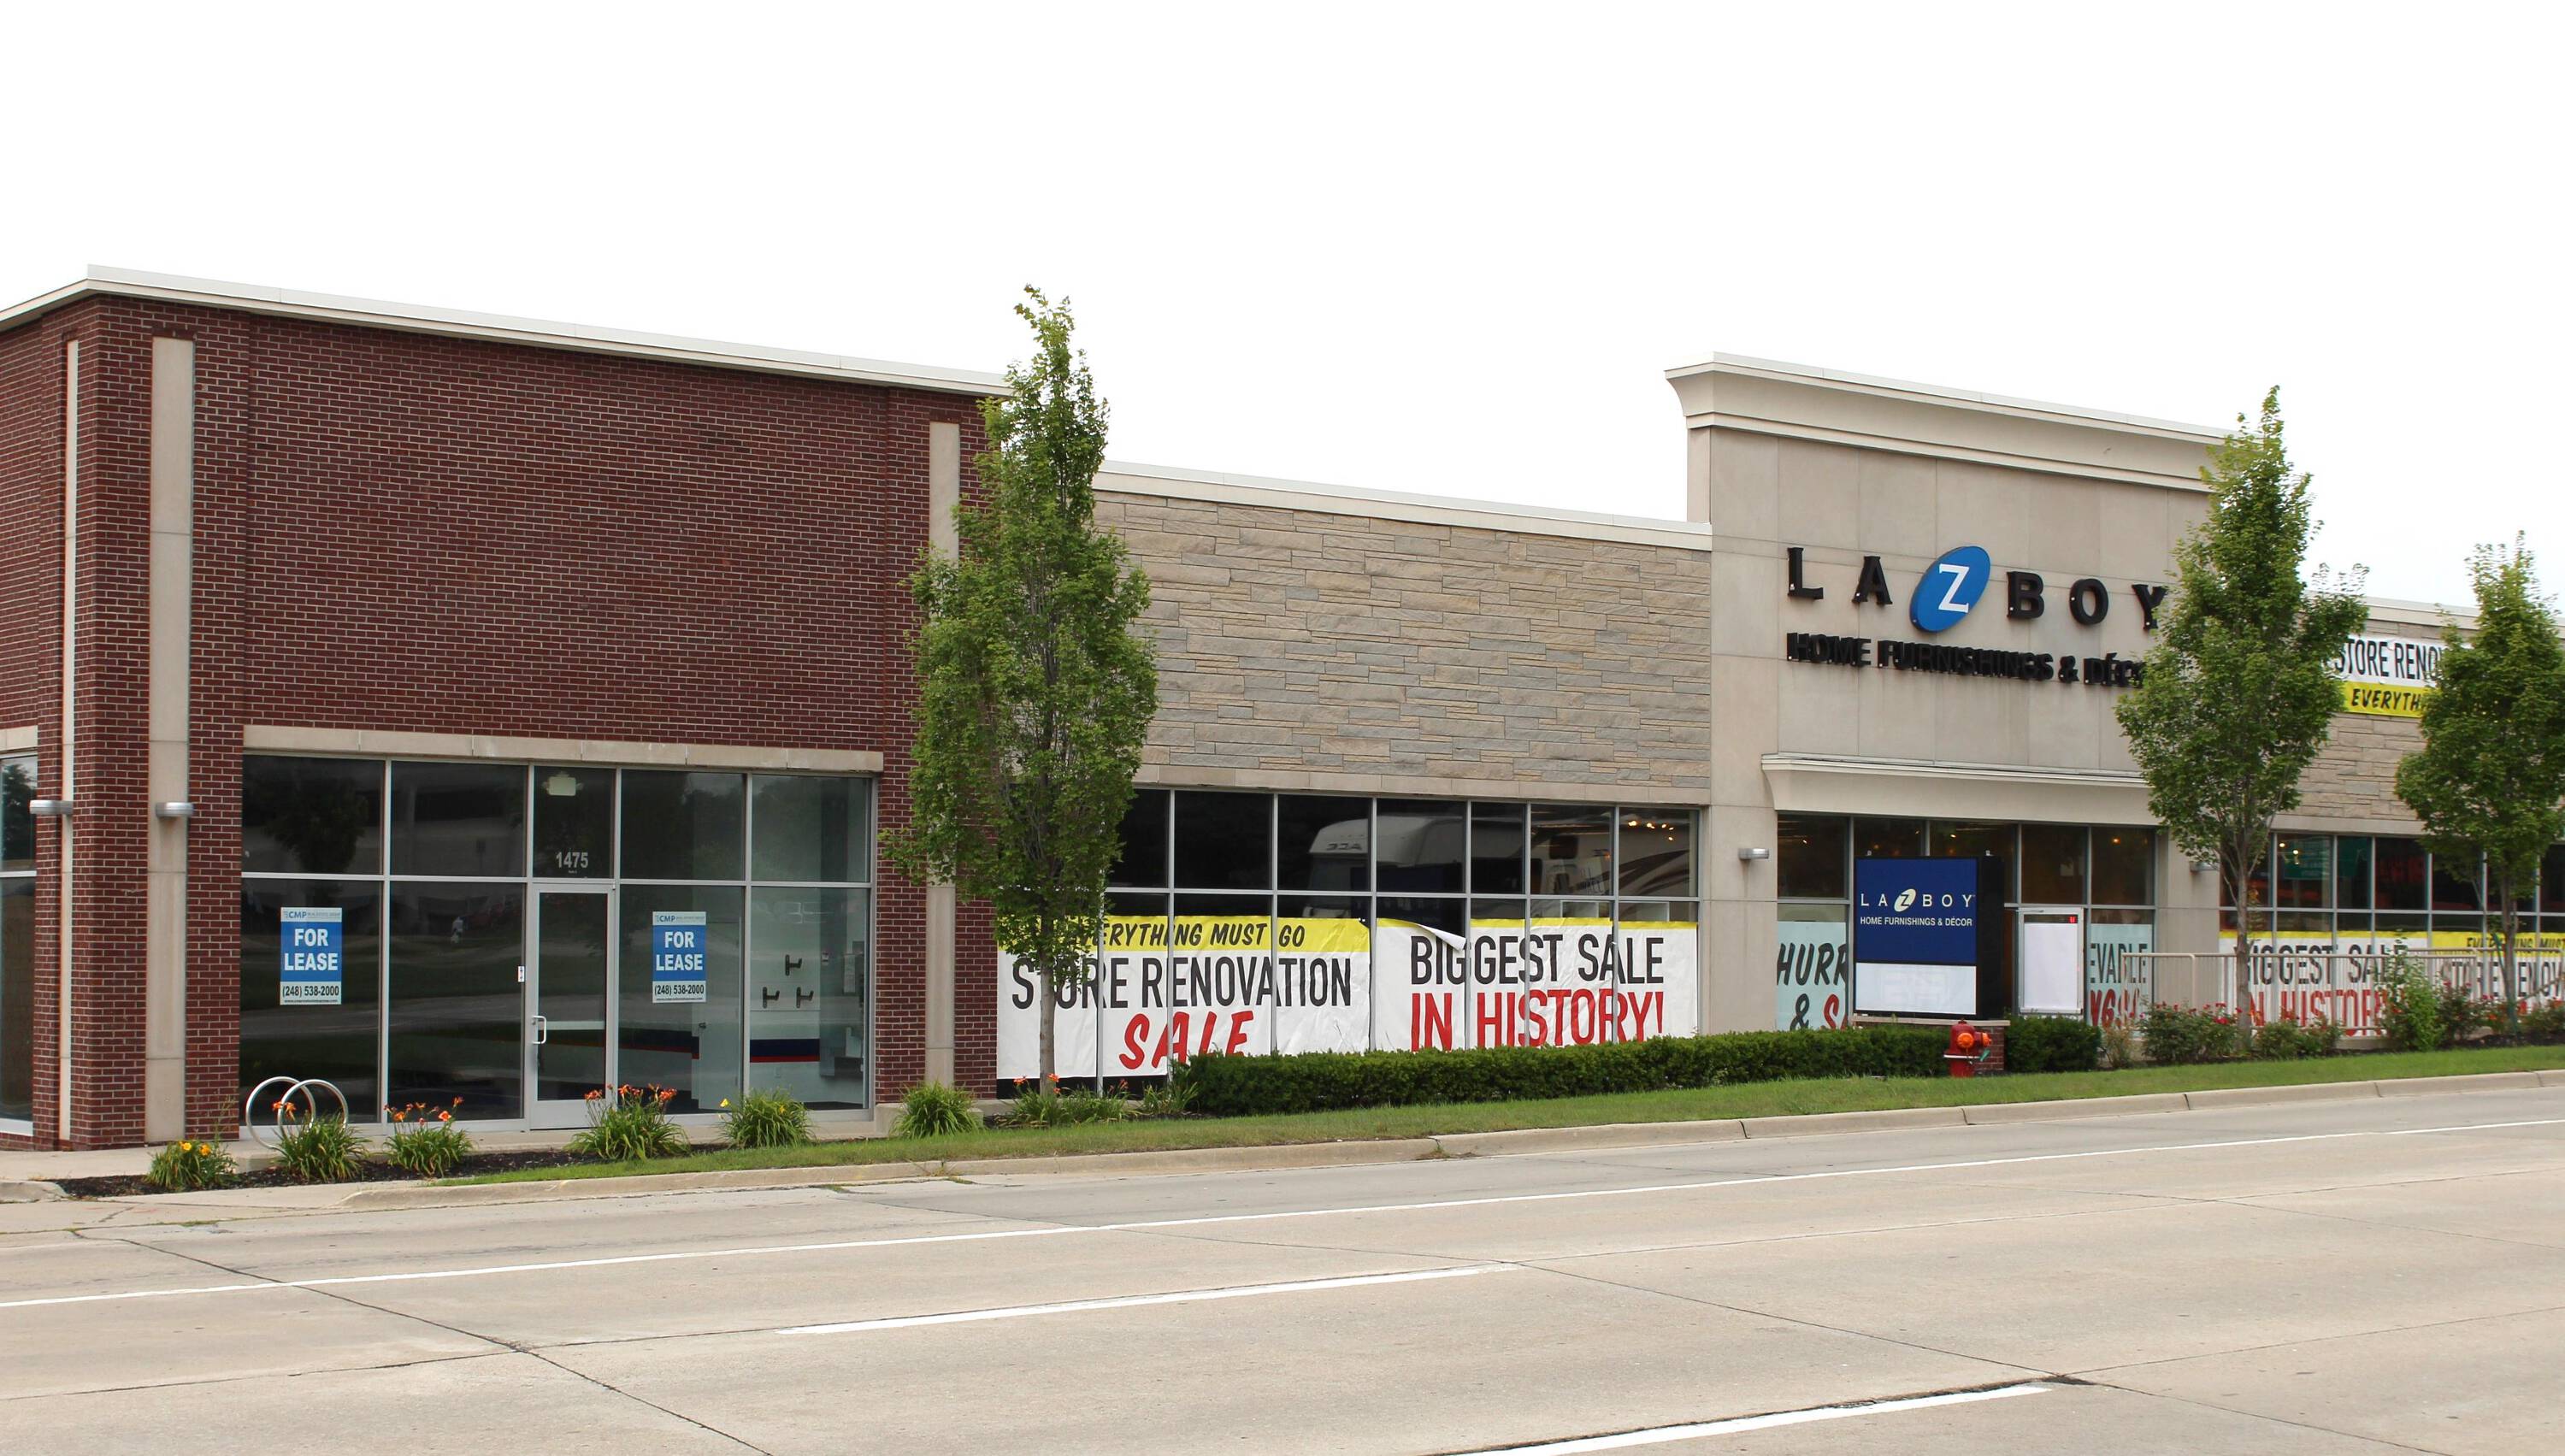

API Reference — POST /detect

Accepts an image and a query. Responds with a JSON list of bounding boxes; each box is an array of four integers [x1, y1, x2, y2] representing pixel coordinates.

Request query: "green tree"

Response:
[[2394, 537, 2565, 1029], [2116, 389, 2366, 1015], [888, 288, 1158, 1085]]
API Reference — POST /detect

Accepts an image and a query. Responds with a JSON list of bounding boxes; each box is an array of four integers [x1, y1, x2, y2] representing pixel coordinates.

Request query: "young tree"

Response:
[[2116, 389, 2367, 1016], [2394, 537, 2565, 1028], [890, 289, 1158, 1085]]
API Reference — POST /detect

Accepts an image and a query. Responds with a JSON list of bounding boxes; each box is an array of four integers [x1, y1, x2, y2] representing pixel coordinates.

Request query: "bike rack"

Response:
[[242, 1076, 351, 1147]]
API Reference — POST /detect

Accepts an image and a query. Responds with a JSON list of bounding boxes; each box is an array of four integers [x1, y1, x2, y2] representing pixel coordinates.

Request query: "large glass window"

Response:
[[391, 763, 527, 879], [2, 756, 34, 1124], [242, 756, 876, 1123], [1278, 796, 1367, 892], [2274, 834, 2331, 910], [2020, 824, 2087, 905], [2377, 838, 2429, 911], [620, 770, 745, 881], [243, 757, 384, 875], [2336, 835, 2374, 911], [2091, 828, 2154, 905], [1174, 791, 1271, 891], [1471, 804, 1528, 896], [1778, 814, 1849, 900], [1109, 789, 1170, 887], [1379, 800, 1467, 893], [1531, 805, 1612, 898], [1618, 809, 1695, 898]]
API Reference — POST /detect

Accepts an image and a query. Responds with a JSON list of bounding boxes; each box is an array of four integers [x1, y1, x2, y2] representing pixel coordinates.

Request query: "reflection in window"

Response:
[[2432, 851, 2484, 914], [2, 758, 32, 872], [1109, 790, 1170, 888], [751, 775, 872, 884], [1471, 805, 1527, 896], [2376, 838, 2428, 911], [1778, 814, 1848, 900], [2091, 828, 2154, 906], [2273, 834, 2331, 910], [1531, 805, 1612, 898], [1279, 797, 1369, 893], [620, 885, 744, 1113], [391, 762, 527, 878], [534, 767, 614, 879], [1855, 817, 1925, 860], [244, 757, 384, 875], [747, 887, 870, 1109], [386, 883, 524, 1119], [239, 881, 382, 1117], [2, 878, 32, 1122], [620, 771, 745, 881], [1377, 801, 1466, 893], [1174, 791, 1271, 891], [1617, 809, 1695, 898], [2020, 824, 2086, 905]]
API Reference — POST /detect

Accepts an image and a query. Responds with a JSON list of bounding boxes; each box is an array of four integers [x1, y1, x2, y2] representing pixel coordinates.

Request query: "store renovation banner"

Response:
[[2336, 633, 2443, 717], [1000, 917, 1698, 1080]]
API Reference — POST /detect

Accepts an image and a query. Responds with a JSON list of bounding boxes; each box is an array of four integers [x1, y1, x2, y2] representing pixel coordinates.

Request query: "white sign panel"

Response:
[[2017, 911, 2084, 1015]]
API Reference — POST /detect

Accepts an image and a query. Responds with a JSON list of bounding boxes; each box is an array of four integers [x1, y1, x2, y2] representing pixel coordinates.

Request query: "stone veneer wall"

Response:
[[2292, 712, 2425, 830], [1096, 491, 1719, 798]]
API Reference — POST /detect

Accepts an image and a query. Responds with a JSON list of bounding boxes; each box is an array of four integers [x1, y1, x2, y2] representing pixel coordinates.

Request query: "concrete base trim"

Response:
[[242, 724, 882, 774]]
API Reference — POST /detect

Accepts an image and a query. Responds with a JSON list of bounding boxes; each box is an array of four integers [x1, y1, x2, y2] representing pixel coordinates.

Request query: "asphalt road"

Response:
[[4, 1088, 2562, 1454]]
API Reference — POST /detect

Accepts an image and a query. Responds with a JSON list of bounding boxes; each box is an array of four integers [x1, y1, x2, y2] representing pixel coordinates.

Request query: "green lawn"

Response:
[[451, 1043, 2565, 1185]]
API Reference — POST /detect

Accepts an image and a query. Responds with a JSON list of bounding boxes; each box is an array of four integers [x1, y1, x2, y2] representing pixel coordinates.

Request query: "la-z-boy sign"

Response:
[[1781, 545, 2164, 692]]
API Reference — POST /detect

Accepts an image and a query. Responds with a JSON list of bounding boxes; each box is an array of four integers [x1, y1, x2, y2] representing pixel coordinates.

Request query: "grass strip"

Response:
[[451, 1043, 2565, 1185]]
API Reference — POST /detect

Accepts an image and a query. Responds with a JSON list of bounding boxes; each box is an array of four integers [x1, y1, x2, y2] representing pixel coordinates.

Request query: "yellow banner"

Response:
[[2341, 681, 2430, 717]]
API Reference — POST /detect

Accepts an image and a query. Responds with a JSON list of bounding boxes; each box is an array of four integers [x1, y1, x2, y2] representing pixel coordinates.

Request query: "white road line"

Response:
[[5, 1114, 2558, 1313], [1449, 1382, 2055, 1453], [779, 1263, 1519, 1335]]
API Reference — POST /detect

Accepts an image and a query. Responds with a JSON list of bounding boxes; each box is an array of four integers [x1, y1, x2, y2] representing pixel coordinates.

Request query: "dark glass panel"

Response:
[[751, 775, 873, 884], [385, 882, 521, 1119], [1777, 814, 1849, 900], [619, 771, 745, 881], [2375, 838, 2429, 911], [1471, 804, 1527, 896], [243, 757, 384, 875], [533, 767, 614, 879], [391, 762, 526, 878], [1173, 791, 1272, 891], [747, 887, 870, 1109], [1108, 789, 1170, 888], [618, 885, 743, 1113], [2273, 834, 2331, 910], [1377, 800, 1467, 893], [2, 757, 32, 871], [2, 880, 36, 1121], [1277, 795, 1369, 892], [1530, 805, 1612, 899], [2020, 824, 2087, 905], [1618, 809, 1695, 898], [2091, 827, 2155, 906], [1854, 817, 1925, 860], [2335, 835, 2373, 911]]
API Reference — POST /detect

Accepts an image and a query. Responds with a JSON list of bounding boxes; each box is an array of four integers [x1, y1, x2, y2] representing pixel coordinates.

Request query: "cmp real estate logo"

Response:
[[1780, 544, 2165, 693]]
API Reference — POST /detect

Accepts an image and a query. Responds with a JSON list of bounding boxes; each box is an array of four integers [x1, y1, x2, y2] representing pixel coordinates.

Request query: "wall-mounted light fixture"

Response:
[[1737, 846, 1771, 862], [154, 802, 198, 820], [2191, 858, 2218, 874], [28, 799, 74, 817]]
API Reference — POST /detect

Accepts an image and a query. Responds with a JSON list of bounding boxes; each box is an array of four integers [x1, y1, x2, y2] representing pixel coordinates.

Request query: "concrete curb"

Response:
[[59, 1064, 2557, 1216]]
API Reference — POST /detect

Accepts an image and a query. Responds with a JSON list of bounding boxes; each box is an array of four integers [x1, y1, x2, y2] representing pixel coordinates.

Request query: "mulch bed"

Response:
[[53, 1148, 602, 1200]]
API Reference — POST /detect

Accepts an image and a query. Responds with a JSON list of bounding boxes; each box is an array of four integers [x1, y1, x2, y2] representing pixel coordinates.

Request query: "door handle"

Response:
[[532, 1014, 549, 1046]]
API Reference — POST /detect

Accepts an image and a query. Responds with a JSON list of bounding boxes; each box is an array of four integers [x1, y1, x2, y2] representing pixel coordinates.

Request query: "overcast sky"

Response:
[[7, 4, 2553, 605]]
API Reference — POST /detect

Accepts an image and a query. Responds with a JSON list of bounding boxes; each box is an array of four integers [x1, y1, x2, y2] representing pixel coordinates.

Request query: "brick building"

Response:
[[0, 270, 2529, 1150]]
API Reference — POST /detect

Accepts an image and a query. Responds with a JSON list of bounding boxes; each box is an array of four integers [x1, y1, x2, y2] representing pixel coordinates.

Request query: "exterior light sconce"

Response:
[[28, 799, 74, 817], [154, 802, 198, 820], [2191, 858, 2217, 874], [1737, 846, 1771, 862]]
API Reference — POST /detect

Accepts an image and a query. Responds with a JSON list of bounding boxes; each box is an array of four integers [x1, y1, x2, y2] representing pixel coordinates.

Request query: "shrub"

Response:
[[2436, 981, 2508, 1040], [722, 1089, 812, 1148], [1135, 1076, 1193, 1118], [147, 1139, 238, 1192], [2379, 960, 2447, 1052], [2250, 1013, 2341, 1060], [273, 1106, 363, 1183], [1169, 1025, 1949, 1119], [384, 1099, 475, 1177], [1057, 1090, 1128, 1124], [2138, 1001, 2244, 1065], [999, 1082, 1129, 1127], [567, 1083, 687, 1161], [2005, 1017, 2101, 1073], [2523, 1001, 2565, 1041], [893, 1081, 982, 1138], [2098, 1020, 2141, 1070]]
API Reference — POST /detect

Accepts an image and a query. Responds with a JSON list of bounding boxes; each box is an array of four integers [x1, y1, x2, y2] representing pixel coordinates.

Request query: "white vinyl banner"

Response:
[[1775, 917, 1850, 1031], [2219, 928, 2565, 1037], [1004, 915, 1698, 1078], [2084, 921, 2154, 1027]]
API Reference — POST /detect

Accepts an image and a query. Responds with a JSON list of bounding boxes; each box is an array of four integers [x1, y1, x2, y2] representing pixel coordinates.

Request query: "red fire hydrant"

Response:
[[1945, 1021, 1991, 1078]]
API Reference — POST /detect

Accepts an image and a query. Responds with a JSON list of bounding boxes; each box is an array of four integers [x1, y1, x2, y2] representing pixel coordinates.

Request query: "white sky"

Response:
[[5, 3, 2554, 606]]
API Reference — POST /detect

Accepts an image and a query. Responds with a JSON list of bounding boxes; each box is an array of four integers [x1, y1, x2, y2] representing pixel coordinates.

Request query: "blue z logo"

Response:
[[1909, 546, 1991, 633]]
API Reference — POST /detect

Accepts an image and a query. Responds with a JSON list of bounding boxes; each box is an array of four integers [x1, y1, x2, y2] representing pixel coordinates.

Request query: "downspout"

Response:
[[56, 339, 77, 1145]]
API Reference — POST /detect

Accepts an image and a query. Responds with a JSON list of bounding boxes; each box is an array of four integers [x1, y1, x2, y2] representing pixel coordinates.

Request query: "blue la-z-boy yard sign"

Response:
[[652, 911, 709, 1004]]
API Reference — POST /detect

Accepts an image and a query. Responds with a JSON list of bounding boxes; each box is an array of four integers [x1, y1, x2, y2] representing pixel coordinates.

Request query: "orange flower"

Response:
[[451, 1096, 463, 1106], [438, 1110, 452, 1123]]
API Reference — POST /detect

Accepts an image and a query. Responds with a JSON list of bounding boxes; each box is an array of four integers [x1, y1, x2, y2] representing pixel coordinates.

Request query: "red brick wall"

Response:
[[5, 296, 997, 1145]]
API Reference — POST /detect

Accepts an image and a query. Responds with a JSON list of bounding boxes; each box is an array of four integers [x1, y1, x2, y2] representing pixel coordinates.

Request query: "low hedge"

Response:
[[1171, 1025, 1949, 1117], [2005, 1015, 2102, 1073]]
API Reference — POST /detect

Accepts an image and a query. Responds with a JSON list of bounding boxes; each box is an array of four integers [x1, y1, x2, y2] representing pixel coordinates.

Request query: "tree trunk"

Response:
[[1038, 968, 1057, 1087], [2498, 871, 2521, 1034]]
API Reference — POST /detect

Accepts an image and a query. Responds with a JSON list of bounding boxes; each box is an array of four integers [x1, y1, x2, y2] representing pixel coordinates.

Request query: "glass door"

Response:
[[530, 887, 615, 1126]]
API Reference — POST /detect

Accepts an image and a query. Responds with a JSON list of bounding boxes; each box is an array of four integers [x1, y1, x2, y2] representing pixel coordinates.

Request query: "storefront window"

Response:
[[746, 887, 869, 1109], [2091, 828, 2153, 905], [1278, 796, 1367, 892], [2020, 824, 2086, 905], [619, 770, 745, 881], [1617, 809, 1695, 898], [2432, 851, 2484, 914], [1170, 791, 1268, 891], [391, 762, 527, 879], [2, 757, 35, 1124], [1110, 789, 1170, 887], [619, 885, 743, 1113], [244, 757, 384, 875], [1530, 805, 1612, 898], [2335, 835, 2373, 911], [2274, 834, 2331, 910], [1778, 815, 1848, 900], [240, 881, 382, 1117], [533, 767, 614, 878], [386, 882, 525, 1119], [1378, 800, 1467, 893], [750, 775, 871, 884], [2376, 838, 2429, 911], [1471, 804, 1527, 895], [1855, 817, 1925, 860]]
